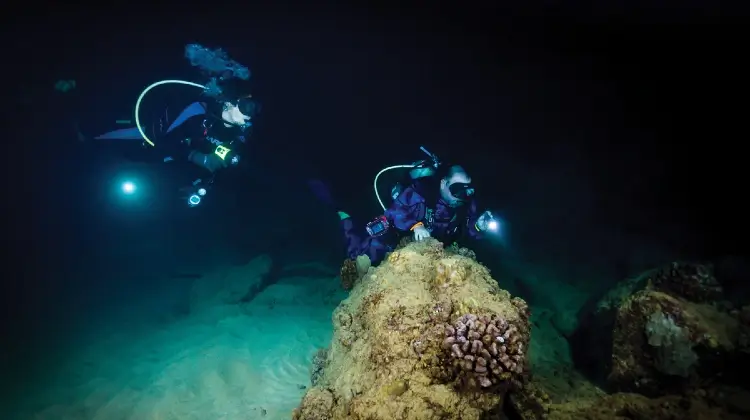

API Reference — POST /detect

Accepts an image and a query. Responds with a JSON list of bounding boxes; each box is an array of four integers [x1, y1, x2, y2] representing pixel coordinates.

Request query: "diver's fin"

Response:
[[308, 179, 336, 207], [94, 127, 144, 140], [166, 102, 206, 133], [94, 101, 206, 141]]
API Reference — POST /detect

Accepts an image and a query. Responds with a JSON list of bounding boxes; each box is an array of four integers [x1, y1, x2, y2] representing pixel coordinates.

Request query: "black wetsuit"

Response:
[[158, 102, 249, 168]]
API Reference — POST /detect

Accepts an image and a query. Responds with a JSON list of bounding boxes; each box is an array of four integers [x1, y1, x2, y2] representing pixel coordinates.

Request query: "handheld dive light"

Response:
[[475, 210, 502, 235], [121, 181, 136, 194]]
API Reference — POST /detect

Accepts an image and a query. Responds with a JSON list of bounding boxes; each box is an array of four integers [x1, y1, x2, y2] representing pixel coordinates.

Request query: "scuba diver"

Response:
[[93, 44, 259, 207], [311, 147, 500, 265]]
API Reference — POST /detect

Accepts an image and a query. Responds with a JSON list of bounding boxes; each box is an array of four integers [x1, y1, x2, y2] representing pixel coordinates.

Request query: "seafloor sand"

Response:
[[15, 275, 344, 420]]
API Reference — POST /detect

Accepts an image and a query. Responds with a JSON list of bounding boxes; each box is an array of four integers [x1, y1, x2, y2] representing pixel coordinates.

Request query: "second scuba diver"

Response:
[[311, 147, 500, 265], [94, 44, 260, 206]]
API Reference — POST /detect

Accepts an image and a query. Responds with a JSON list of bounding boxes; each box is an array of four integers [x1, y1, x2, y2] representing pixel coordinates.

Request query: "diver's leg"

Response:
[[340, 216, 364, 260], [306, 181, 385, 262], [340, 215, 389, 265], [94, 102, 204, 141], [363, 237, 390, 265]]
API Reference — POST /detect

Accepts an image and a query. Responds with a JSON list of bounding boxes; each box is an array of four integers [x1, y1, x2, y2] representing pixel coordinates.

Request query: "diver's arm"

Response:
[[183, 119, 246, 171], [465, 199, 485, 239], [385, 186, 426, 231], [225, 137, 244, 158], [204, 124, 247, 165], [213, 137, 243, 167], [188, 149, 227, 173]]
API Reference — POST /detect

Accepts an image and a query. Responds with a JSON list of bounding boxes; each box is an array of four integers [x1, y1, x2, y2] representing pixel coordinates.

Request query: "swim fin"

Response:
[[308, 179, 335, 207], [94, 102, 208, 141]]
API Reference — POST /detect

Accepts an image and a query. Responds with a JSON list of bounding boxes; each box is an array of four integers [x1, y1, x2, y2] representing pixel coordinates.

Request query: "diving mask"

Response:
[[448, 182, 475, 200]]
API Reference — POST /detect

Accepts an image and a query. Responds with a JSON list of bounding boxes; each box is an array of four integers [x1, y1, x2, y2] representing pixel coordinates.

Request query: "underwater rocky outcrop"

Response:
[[294, 239, 538, 419], [568, 261, 750, 418], [298, 245, 750, 419]]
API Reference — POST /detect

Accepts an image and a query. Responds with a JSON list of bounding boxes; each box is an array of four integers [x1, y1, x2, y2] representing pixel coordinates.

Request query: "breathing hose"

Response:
[[135, 80, 206, 146]]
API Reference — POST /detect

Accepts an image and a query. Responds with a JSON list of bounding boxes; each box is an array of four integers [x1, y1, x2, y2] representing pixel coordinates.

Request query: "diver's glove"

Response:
[[188, 151, 227, 173], [474, 210, 497, 232], [412, 223, 431, 241]]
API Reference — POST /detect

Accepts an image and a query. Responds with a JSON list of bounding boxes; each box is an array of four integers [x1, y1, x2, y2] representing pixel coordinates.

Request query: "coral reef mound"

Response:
[[294, 239, 532, 419]]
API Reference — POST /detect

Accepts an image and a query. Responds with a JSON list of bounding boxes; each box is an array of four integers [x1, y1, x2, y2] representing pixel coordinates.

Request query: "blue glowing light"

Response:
[[188, 194, 201, 205], [487, 220, 499, 232], [122, 181, 136, 194]]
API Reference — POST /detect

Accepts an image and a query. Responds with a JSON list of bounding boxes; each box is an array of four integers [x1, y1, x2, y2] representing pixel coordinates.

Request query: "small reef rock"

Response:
[[294, 239, 534, 419], [570, 261, 750, 418]]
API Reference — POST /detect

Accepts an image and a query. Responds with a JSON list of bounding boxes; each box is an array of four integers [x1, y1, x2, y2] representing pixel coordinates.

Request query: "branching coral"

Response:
[[442, 313, 527, 388]]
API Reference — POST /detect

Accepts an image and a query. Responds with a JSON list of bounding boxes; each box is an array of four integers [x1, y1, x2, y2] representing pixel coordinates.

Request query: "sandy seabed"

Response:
[[14, 275, 342, 420]]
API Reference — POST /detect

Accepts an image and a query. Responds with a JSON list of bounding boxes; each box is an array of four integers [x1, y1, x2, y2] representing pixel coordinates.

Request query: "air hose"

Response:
[[373, 146, 440, 211], [374, 164, 417, 211], [135, 80, 206, 146]]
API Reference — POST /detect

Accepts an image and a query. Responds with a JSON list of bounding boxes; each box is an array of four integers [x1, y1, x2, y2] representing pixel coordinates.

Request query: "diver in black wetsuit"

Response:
[[93, 43, 260, 206], [95, 90, 259, 206], [160, 94, 260, 173]]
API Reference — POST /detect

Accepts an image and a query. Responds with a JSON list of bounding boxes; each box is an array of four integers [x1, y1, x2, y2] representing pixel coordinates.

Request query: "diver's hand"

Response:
[[413, 224, 431, 241], [228, 154, 240, 166], [475, 210, 496, 232], [189, 151, 227, 173]]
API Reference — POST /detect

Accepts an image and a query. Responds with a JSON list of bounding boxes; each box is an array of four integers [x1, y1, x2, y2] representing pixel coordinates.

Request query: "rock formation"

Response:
[[294, 239, 532, 419]]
